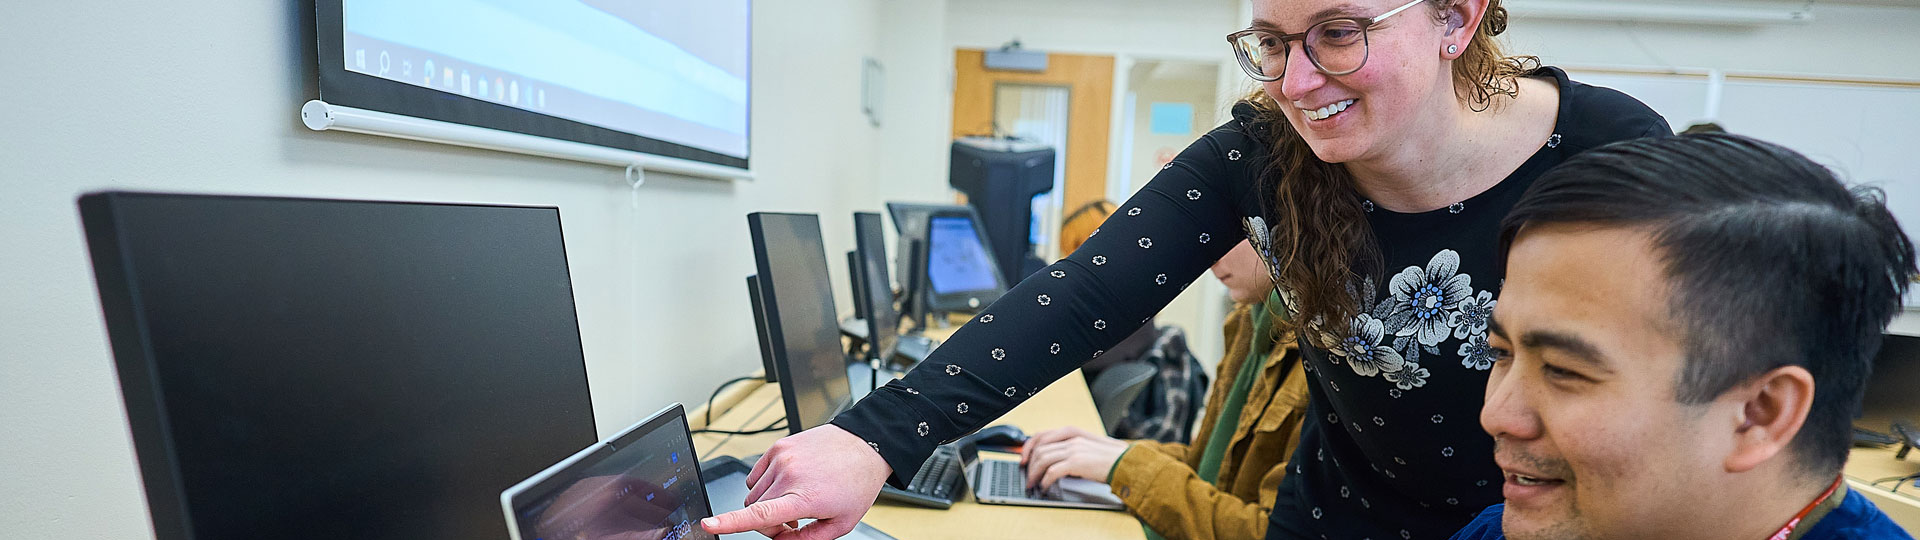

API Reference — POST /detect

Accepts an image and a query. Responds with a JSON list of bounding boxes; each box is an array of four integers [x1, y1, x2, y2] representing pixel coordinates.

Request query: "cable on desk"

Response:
[[705, 375, 761, 429], [691, 417, 789, 436]]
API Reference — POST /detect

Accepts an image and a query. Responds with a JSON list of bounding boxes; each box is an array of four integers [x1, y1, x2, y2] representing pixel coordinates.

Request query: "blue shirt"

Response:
[[1449, 490, 1914, 540]]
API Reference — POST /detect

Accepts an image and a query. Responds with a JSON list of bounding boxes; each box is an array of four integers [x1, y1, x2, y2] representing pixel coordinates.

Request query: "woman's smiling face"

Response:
[[1253, 0, 1458, 164]]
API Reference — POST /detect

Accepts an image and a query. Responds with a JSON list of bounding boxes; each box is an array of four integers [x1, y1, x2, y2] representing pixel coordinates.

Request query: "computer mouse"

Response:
[[972, 424, 1028, 447]]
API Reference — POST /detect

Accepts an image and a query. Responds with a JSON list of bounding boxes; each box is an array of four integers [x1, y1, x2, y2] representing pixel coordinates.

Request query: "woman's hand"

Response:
[[1019, 425, 1130, 490], [700, 424, 891, 540]]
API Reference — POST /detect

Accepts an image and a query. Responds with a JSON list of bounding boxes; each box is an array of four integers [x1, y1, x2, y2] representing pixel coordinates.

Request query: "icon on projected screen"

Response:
[[509, 80, 519, 105], [461, 70, 471, 95], [424, 60, 434, 84], [479, 78, 489, 98]]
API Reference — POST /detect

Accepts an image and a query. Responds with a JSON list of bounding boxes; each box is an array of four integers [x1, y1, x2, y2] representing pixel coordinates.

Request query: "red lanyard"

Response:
[[1768, 475, 1844, 540]]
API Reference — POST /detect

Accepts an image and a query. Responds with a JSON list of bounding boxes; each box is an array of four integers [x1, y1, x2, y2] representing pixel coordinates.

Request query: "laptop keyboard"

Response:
[[904, 447, 960, 500], [984, 460, 1061, 500]]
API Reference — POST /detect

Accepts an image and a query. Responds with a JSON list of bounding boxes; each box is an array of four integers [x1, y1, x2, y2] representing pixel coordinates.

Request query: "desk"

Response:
[[1846, 445, 1920, 529], [693, 320, 1147, 539]]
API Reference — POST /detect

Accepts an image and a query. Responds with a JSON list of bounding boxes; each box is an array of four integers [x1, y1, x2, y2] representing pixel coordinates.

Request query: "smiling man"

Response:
[[1449, 134, 1918, 540]]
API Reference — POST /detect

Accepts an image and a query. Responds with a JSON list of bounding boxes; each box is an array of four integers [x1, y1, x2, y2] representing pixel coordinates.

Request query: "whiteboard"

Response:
[[1567, 69, 1920, 304]]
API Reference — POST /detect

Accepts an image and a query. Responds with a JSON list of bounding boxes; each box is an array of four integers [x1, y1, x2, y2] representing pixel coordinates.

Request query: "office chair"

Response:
[[1090, 362, 1157, 434]]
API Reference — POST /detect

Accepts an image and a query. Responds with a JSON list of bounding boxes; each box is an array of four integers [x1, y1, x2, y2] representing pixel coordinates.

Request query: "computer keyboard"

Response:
[[893, 334, 939, 365], [878, 446, 962, 508]]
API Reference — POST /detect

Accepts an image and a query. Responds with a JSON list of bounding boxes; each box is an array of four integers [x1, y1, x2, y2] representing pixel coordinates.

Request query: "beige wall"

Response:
[[0, 0, 911, 537]]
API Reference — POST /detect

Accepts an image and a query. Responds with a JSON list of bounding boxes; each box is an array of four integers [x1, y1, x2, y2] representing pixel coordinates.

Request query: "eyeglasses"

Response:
[[1227, 0, 1426, 82]]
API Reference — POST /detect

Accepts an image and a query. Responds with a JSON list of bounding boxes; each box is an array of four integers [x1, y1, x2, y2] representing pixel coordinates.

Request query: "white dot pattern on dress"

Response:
[[1373, 417, 1385, 426], [1431, 414, 1444, 423], [990, 348, 1005, 360], [980, 314, 994, 323], [1138, 237, 1153, 249], [1037, 294, 1052, 306], [945, 364, 961, 376], [1198, 233, 1211, 243], [1186, 189, 1202, 200], [1092, 256, 1108, 266], [1050, 270, 1066, 278], [1227, 149, 1243, 161], [1093, 320, 1108, 330], [869, 441, 881, 452], [1049, 343, 1061, 354], [1155, 274, 1168, 285], [956, 402, 969, 414], [1312, 508, 1323, 519], [1127, 207, 1142, 217], [1092, 349, 1105, 358], [1442, 447, 1455, 457], [1004, 387, 1017, 397], [916, 422, 930, 436], [1161, 162, 1173, 170]]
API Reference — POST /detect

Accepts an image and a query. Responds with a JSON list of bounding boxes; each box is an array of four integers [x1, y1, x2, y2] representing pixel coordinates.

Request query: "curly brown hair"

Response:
[[1247, 0, 1538, 338]]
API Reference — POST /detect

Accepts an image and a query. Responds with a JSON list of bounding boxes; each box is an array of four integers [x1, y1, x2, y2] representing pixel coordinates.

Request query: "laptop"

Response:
[[501, 404, 895, 540], [958, 439, 1126, 511]]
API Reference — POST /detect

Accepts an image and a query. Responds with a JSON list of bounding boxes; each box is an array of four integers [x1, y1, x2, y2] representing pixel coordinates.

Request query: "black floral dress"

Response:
[[832, 66, 1669, 539]]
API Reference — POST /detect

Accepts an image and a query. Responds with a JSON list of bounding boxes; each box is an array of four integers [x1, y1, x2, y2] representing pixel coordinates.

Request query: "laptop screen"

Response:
[[509, 407, 715, 540]]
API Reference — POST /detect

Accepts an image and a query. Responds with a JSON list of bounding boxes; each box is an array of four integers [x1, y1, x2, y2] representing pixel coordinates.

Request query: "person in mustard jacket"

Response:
[[1021, 236, 1308, 540]]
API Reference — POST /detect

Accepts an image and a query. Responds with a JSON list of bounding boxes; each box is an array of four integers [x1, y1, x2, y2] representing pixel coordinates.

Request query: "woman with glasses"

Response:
[[703, 1, 1669, 539]]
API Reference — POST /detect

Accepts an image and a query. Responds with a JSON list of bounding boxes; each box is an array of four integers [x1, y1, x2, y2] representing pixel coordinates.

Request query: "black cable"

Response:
[[704, 375, 760, 428], [691, 418, 789, 436]]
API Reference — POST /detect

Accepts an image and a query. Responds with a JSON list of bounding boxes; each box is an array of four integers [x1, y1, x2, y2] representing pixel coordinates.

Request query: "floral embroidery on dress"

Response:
[[1384, 250, 1473, 347], [1458, 334, 1496, 370], [1334, 314, 1405, 377]]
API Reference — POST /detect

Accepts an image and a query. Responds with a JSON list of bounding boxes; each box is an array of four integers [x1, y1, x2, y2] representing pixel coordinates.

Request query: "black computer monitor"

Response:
[[884, 202, 947, 295], [847, 250, 871, 322], [853, 212, 900, 362], [746, 275, 780, 383], [1857, 333, 1920, 436], [922, 207, 1007, 312], [79, 192, 599, 540], [746, 212, 855, 434]]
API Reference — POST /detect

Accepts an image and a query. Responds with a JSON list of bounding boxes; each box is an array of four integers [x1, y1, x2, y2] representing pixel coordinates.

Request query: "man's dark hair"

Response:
[[1499, 133, 1917, 475]]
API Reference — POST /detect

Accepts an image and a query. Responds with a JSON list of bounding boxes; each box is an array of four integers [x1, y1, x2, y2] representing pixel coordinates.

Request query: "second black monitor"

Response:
[[853, 212, 900, 362], [747, 212, 856, 434]]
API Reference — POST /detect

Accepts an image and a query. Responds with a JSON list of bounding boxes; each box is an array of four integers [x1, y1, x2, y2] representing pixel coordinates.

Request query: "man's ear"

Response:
[[1724, 366, 1816, 473]]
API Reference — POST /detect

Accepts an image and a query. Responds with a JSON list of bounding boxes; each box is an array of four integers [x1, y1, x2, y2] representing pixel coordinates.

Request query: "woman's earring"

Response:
[[1447, 44, 1459, 55]]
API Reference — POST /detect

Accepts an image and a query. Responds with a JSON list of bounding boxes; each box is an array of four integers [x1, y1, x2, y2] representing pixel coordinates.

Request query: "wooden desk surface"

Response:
[[1846, 445, 1920, 529], [693, 363, 1147, 539]]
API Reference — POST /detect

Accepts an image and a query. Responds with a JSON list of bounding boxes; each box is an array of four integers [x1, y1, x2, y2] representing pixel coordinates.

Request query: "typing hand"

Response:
[[1019, 426, 1129, 491], [699, 424, 891, 540]]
